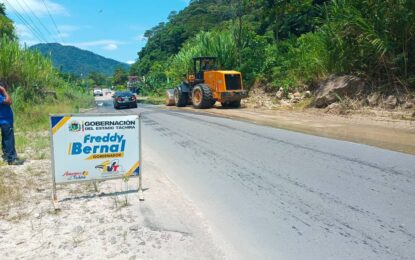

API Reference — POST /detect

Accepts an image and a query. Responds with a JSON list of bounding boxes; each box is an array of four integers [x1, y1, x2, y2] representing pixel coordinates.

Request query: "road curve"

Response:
[[96, 101, 415, 260]]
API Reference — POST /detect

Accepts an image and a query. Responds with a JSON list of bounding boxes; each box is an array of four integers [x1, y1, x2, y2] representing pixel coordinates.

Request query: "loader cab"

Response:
[[193, 57, 217, 81]]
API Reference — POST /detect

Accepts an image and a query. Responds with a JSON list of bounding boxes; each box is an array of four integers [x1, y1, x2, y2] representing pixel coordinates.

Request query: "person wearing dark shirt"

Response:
[[0, 82, 23, 165]]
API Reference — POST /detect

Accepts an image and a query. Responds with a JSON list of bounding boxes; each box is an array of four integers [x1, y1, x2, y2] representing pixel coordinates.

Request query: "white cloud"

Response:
[[133, 34, 147, 42], [15, 24, 33, 39], [126, 60, 135, 65], [66, 40, 127, 52], [50, 25, 78, 41], [14, 24, 41, 46], [15, 23, 68, 45], [103, 43, 118, 51], [70, 40, 124, 48], [57, 25, 79, 32], [56, 32, 69, 38], [2, 0, 68, 17]]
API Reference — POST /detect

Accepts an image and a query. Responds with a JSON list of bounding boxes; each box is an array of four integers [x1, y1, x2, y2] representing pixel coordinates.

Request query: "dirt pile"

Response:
[[314, 75, 365, 108], [242, 87, 277, 109], [243, 87, 312, 109], [244, 75, 415, 117], [313, 75, 415, 111]]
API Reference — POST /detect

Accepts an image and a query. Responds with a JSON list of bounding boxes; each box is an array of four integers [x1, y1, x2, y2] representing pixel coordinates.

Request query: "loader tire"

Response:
[[192, 84, 213, 109], [174, 88, 188, 107]]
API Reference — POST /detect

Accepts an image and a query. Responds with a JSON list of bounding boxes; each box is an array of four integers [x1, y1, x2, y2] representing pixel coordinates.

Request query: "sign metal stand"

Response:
[[138, 113, 144, 201]]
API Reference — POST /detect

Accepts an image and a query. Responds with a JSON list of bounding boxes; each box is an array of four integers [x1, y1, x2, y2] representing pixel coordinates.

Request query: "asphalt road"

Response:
[[95, 100, 415, 260]]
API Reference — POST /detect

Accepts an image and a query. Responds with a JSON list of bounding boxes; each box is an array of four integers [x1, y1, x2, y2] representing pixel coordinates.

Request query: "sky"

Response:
[[1, 0, 190, 64]]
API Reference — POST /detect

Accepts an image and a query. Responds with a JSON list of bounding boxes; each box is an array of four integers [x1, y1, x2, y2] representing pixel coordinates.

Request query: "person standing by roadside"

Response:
[[0, 81, 23, 165]]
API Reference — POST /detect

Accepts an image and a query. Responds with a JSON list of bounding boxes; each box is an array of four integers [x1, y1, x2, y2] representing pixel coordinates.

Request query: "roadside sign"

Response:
[[49, 113, 143, 201]]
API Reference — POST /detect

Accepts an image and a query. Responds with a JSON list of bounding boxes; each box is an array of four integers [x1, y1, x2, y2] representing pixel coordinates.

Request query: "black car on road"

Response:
[[113, 91, 138, 109]]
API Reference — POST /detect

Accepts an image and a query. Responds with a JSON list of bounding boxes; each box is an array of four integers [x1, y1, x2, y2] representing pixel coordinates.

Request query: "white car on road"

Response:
[[93, 88, 103, 96]]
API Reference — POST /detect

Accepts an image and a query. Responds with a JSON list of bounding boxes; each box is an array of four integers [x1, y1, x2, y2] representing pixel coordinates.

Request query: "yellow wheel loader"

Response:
[[170, 57, 247, 109]]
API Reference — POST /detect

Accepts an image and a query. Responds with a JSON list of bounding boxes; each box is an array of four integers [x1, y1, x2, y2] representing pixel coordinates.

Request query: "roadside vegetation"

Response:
[[136, 95, 165, 105], [0, 4, 94, 207], [0, 36, 94, 156], [130, 0, 415, 98]]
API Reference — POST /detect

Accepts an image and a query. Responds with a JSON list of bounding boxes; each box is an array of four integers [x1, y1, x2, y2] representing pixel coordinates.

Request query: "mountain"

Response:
[[29, 43, 130, 76]]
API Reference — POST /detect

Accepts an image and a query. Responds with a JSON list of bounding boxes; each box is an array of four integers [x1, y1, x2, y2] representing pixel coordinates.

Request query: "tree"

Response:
[[88, 72, 106, 86], [112, 67, 128, 86], [0, 4, 16, 40], [258, 0, 326, 43], [232, 0, 252, 66]]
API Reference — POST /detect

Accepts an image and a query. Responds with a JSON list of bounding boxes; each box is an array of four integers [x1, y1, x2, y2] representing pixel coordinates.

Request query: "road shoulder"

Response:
[[163, 105, 415, 154]]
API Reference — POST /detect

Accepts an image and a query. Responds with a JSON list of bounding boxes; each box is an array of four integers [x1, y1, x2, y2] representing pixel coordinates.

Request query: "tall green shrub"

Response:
[[321, 0, 415, 89], [170, 30, 238, 78]]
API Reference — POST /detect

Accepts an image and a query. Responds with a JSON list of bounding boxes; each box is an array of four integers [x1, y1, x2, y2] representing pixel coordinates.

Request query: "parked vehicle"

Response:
[[93, 88, 103, 96], [112, 91, 137, 109]]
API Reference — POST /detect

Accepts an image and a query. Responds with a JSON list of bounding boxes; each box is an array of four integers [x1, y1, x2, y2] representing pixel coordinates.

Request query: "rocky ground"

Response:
[[243, 75, 415, 120], [0, 145, 226, 259]]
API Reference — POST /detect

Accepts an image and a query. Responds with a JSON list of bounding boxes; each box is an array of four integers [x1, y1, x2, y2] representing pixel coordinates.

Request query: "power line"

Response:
[[3, 0, 48, 43], [41, 0, 64, 43], [13, 0, 50, 43], [20, 0, 58, 43], [3, 0, 42, 42]]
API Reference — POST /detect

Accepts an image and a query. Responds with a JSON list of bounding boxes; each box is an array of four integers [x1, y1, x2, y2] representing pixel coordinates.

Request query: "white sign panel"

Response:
[[50, 114, 140, 184]]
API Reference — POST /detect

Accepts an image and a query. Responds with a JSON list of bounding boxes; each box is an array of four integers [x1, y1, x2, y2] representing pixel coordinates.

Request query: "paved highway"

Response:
[[95, 100, 415, 259]]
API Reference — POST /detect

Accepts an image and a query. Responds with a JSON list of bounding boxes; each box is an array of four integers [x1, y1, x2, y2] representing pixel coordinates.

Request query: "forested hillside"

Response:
[[30, 43, 130, 77], [131, 0, 415, 96]]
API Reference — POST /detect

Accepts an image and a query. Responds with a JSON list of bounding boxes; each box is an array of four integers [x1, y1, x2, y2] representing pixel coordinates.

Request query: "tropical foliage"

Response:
[[131, 0, 415, 94], [0, 4, 15, 40], [112, 67, 129, 86]]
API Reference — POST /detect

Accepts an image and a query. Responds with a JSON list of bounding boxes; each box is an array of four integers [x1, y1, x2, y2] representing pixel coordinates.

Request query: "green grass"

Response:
[[137, 95, 165, 105], [15, 131, 49, 156], [14, 92, 94, 131], [292, 97, 315, 110], [11, 90, 94, 159], [0, 169, 22, 211], [13, 96, 94, 156]]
